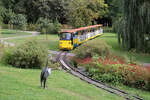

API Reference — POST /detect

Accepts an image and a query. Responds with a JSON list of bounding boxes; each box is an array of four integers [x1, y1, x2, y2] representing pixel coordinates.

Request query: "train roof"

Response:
[[60, 24, 102, 33]]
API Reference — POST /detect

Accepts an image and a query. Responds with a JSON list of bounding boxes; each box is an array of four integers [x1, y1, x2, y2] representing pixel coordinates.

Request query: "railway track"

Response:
[[56, 51, 144, 100]]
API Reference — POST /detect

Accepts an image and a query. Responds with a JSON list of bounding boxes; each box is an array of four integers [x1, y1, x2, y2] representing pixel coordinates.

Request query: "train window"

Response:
[[89, 29, 92, 32], [76, 32, 78, 35], [91, 28, 95, 32], [81, 31, 84, 35], [60, 33, 72, 40], [99, 27, 101, 30], [83, 30, 86, 34]]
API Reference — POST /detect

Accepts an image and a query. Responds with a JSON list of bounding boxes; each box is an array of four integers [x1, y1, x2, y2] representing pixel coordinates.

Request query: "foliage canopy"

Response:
[[117, 0, 150, 53]]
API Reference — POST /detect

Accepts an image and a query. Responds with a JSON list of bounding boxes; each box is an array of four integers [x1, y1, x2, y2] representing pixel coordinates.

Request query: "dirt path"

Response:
[[0, 31, 40, 46]]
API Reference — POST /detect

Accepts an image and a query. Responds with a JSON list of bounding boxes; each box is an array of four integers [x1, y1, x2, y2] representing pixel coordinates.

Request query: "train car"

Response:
[[59, 24, 103, 50]]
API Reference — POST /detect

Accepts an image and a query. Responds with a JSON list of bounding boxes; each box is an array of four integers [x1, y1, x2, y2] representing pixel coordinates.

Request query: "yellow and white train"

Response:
[[59, 24, 103, 50]]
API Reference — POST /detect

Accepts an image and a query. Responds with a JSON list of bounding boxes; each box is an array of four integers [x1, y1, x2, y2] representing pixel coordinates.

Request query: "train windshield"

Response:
[[60, 33, 72, 40]]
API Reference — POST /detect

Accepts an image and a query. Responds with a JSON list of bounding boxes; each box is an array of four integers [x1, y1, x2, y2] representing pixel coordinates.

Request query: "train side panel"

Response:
[[77, 28, 103, 45]]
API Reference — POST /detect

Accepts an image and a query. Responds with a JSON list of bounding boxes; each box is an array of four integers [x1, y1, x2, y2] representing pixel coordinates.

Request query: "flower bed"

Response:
[[72, 39, 150, 91], [73, 55, 150, 91]]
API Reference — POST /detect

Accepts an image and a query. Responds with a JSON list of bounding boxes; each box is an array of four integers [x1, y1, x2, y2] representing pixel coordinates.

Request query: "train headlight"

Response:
[[68, 42, 71, 44], [60, 42, 62, 44]]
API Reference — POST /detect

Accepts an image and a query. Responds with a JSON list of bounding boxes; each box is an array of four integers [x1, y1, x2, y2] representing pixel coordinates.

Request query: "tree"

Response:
[[105, 0, 123, 20], [11, 0, 70, 23], [87, 0, 108, 19], [36, 18, 61, 35], [0, 1, 4, 37], [1, 0, 15, 9], [0, 1, 6, 18], [53, 19, 62, 33], [10, 14, 27, 30], [1, 0, 108, 26], [36, 17, 52, 31], [33, 0, 70, 23], [69, 0, 108, 28], [117, 0, 150, 53], [69, 5, 93, 28]]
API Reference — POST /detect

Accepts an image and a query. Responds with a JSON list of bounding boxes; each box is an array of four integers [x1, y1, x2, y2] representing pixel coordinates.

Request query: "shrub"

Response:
[[28, 24, 38, 31], [70, 57, 78, 68], [99, 73, 116, 83], [53, 19, 62, 33], [46, 20, 61, 34], [121, 65, 150, 89], [2, 40, 48, 69], [85, 62, 123, 84], [74, 40, 111, 59], [36, 17, 51, 32], [36, 18, 61, 34], [41, 28, 47, 34], [46, 23, 55, 34], [84, 60, 150, 90], [48, 61, 61, 69], [0, 44, 4, 58]]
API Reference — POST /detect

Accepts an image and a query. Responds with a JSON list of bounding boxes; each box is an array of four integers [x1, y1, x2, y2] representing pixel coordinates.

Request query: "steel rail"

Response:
[[57, 51, 143, 100]]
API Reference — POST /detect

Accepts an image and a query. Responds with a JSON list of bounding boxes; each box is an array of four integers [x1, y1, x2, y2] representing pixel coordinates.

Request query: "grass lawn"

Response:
[[95, 33, 150, 63], [115, 85, 150, 100], [0, 64, 124, 100], [6, 34, 59, 51], [0, 29, 32, 38]]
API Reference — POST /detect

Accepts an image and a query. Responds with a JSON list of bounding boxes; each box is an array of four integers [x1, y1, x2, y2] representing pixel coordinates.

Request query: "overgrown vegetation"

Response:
[[2, 40, 48, 69], [74, 40, 111, 59]]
